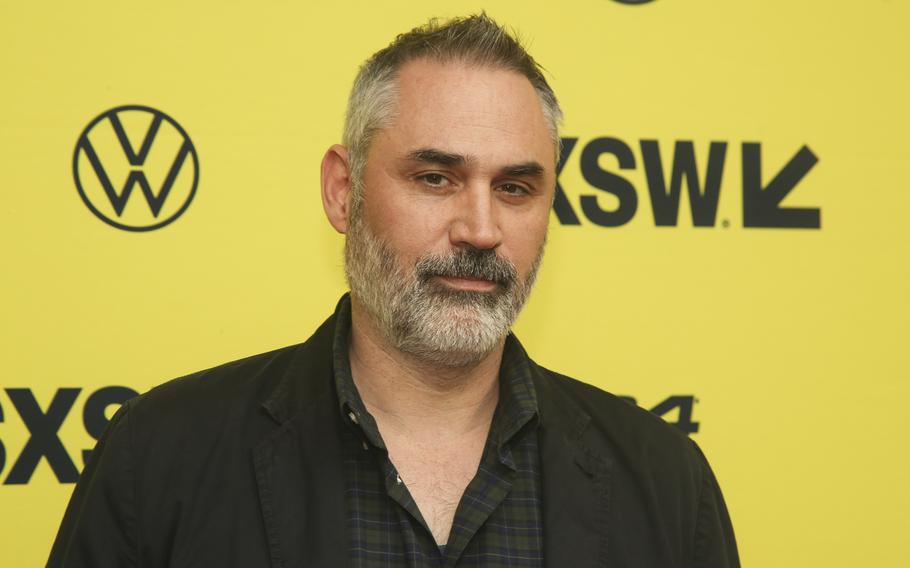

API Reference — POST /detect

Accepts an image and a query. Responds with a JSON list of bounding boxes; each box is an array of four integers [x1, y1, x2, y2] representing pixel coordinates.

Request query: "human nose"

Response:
[[448, 184, 503, 251]]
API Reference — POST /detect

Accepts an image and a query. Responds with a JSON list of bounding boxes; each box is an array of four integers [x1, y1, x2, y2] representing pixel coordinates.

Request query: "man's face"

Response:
[[345, 58, 556, 367]]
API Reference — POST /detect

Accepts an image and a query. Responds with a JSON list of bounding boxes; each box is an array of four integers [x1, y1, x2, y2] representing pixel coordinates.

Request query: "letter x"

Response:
[[4, 388, 81, 484]]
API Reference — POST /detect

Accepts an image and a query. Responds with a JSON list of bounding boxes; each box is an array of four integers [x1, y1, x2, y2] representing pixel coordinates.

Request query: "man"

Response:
[[49, 14, 739, 568]]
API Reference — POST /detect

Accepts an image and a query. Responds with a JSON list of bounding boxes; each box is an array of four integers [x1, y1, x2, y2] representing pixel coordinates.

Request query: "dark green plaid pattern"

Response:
[[332, 297, 544, 567]]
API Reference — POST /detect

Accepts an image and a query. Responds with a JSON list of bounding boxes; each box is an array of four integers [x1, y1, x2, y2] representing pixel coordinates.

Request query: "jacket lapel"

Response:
[[535, 364, 612, 568], [252, 313, 348, 568]]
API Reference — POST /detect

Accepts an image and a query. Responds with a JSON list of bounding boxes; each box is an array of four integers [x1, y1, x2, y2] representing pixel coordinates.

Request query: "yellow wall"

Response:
[[1, 1, 907, 565]]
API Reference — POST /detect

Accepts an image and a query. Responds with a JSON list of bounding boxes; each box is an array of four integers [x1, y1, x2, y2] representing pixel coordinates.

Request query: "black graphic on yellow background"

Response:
[[554, 137, 820, 228], [0, 387, 138, 485], [73, 106, 199, 231]]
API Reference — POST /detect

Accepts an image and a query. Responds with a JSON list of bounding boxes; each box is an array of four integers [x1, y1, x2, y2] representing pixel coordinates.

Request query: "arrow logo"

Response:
[[742, 143, 820, 228]]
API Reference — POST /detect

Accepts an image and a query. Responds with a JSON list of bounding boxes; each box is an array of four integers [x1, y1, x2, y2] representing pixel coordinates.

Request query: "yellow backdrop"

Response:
[[1, 0, 907, 565]]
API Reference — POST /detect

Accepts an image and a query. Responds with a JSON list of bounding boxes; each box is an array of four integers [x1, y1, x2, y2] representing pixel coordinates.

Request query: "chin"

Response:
[[394, 307, 508, 368]]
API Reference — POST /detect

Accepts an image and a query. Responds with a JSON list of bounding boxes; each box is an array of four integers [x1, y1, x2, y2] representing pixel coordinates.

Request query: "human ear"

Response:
[[320, 144, 353, 234]]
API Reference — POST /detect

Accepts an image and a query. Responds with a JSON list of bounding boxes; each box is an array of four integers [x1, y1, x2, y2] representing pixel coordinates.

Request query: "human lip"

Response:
[[435, 275, 499, 292]]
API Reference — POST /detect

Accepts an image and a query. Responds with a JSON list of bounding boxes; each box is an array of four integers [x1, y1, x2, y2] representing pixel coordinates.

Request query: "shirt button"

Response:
[[362, 440, 369, 450]]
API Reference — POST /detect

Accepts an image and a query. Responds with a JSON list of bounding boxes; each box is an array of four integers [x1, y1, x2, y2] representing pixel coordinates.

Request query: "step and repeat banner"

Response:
[[1, 0, 907, 566]]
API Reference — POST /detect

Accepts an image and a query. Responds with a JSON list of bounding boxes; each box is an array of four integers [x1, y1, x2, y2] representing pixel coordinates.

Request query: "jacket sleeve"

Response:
[[47, 401, 139, 567], [692, 441, 740, 568]]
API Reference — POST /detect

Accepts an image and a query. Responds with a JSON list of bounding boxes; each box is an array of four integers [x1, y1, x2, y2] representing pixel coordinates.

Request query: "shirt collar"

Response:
[[332, 295, 387, 449]]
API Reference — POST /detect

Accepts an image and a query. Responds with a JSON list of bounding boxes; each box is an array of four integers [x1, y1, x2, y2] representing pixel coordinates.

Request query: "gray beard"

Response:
[[343, 207, 544, 368]]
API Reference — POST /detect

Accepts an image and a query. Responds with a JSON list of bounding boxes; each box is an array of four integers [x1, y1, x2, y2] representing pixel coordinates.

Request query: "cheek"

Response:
[[362, 185, 448, 258], [503, 209, 549, 270]]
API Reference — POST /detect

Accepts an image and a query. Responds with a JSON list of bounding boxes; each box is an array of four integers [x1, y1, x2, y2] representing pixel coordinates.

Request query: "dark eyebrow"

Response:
[[501, 162, 545, 179], [406, 148, 467, 167], [405, 148, 545, 178]]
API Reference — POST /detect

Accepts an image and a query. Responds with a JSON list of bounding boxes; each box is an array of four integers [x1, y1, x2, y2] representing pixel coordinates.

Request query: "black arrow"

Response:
[[742, 143, 820, 228]]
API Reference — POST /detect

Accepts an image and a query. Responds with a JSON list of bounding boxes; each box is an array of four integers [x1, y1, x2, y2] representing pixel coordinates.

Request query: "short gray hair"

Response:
[[342, 13, 563, 206]]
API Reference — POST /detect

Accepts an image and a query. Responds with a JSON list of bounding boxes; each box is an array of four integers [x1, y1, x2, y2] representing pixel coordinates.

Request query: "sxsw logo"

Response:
[[554, 137, 821, 229], [73, 105, 199, 232]]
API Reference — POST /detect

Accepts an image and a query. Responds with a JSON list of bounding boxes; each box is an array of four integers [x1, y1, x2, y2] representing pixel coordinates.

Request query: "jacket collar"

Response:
[[259, 297, 344, 425], [528, 346, 612, 568]]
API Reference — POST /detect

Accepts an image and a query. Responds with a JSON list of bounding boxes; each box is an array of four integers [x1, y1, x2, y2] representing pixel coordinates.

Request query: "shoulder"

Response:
[[125, 343, 303, 428], [126, 304, 340, 422], [535, 365, 709, 482], [111, 306, 338, 454], [90, 339, 329, 500], [120, 304, 339, 444]]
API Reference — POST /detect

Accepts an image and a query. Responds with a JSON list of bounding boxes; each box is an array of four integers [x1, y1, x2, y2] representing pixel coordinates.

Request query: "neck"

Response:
[[347, 297, 504, 436]]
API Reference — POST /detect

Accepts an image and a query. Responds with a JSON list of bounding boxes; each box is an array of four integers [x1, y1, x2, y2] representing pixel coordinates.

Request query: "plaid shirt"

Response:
[[332, 297, 544, 567]]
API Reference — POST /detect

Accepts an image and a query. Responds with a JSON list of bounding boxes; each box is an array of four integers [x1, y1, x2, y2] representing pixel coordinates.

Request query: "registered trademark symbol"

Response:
[[722, 219, 730, 228]]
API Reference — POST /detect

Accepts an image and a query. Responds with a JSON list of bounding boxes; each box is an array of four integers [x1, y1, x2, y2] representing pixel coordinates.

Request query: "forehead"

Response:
[[377, 58, 555, 167]]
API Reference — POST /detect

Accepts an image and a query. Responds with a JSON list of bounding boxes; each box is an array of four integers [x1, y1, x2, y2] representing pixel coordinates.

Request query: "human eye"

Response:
[[416, 172, 451, 188], [497, 182, 531, 196]]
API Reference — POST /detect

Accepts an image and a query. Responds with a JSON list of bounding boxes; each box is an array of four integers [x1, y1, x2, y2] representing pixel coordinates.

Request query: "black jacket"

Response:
[[48, 306, 739, 567]]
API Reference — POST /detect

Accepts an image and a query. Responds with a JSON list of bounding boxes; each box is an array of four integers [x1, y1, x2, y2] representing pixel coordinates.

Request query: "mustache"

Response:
[[415, 248, 517, 288]]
